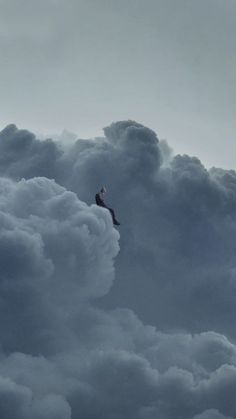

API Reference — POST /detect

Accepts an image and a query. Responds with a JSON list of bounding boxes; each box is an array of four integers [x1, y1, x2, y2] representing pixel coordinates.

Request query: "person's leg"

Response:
[[108, 208, 120, 225], [108, 208, 115, 222]]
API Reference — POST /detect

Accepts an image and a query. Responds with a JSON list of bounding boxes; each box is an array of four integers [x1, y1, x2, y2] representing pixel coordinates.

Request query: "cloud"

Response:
[[1, 120, 236, 338], [1, 321, 236, 418], [0, 125, 61, 180], [193, 410, 233, 419], [0, 377, 71, 419], [0, 121, 235, 417], [0, 176, 119, 355]]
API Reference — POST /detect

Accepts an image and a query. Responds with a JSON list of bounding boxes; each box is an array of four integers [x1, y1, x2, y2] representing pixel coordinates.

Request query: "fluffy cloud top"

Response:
[[0, 121, 235, 418], [0, 176, 119, 355]]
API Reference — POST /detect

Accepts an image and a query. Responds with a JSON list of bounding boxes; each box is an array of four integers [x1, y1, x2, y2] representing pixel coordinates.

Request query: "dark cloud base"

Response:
[[0, 121, 235, 418]]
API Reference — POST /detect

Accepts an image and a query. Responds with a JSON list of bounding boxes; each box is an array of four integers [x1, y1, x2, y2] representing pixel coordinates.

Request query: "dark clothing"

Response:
[[95, 193, 107, 208], [95, 193, 120, 225], [108, 208, 116, 223]]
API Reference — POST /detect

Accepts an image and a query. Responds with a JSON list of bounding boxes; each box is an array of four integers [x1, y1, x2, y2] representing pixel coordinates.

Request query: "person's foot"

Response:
[[114, 220, 120, 226]]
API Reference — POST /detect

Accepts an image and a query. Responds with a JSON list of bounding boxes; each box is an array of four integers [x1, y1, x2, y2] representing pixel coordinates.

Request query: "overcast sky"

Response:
[[0, 0, 235, 169], [1, 3, 236, 416]]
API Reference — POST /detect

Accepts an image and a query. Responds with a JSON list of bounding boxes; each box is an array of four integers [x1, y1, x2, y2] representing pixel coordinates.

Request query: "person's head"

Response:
[[100, 186, 106, 195]]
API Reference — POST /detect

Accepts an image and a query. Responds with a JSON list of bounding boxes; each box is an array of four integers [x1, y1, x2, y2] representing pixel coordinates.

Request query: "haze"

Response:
[[0, 0, 235, 168]]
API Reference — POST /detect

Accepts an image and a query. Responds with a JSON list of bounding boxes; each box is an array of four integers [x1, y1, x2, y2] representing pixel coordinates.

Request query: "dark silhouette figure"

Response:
[[95, 187, 120, 226]]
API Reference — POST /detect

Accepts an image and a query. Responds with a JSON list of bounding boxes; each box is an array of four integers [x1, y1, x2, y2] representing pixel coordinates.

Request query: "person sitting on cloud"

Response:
[[95, 186, 120, 226]]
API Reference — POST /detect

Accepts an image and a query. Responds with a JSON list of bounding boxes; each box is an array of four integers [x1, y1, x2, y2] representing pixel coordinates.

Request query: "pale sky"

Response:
[[0, 0, 235, 169]]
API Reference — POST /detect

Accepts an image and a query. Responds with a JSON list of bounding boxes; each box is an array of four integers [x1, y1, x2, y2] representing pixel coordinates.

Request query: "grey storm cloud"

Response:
[[0, 176, 119, 354], [1, 120, 236, 337], [0, 121, 236, 418]]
